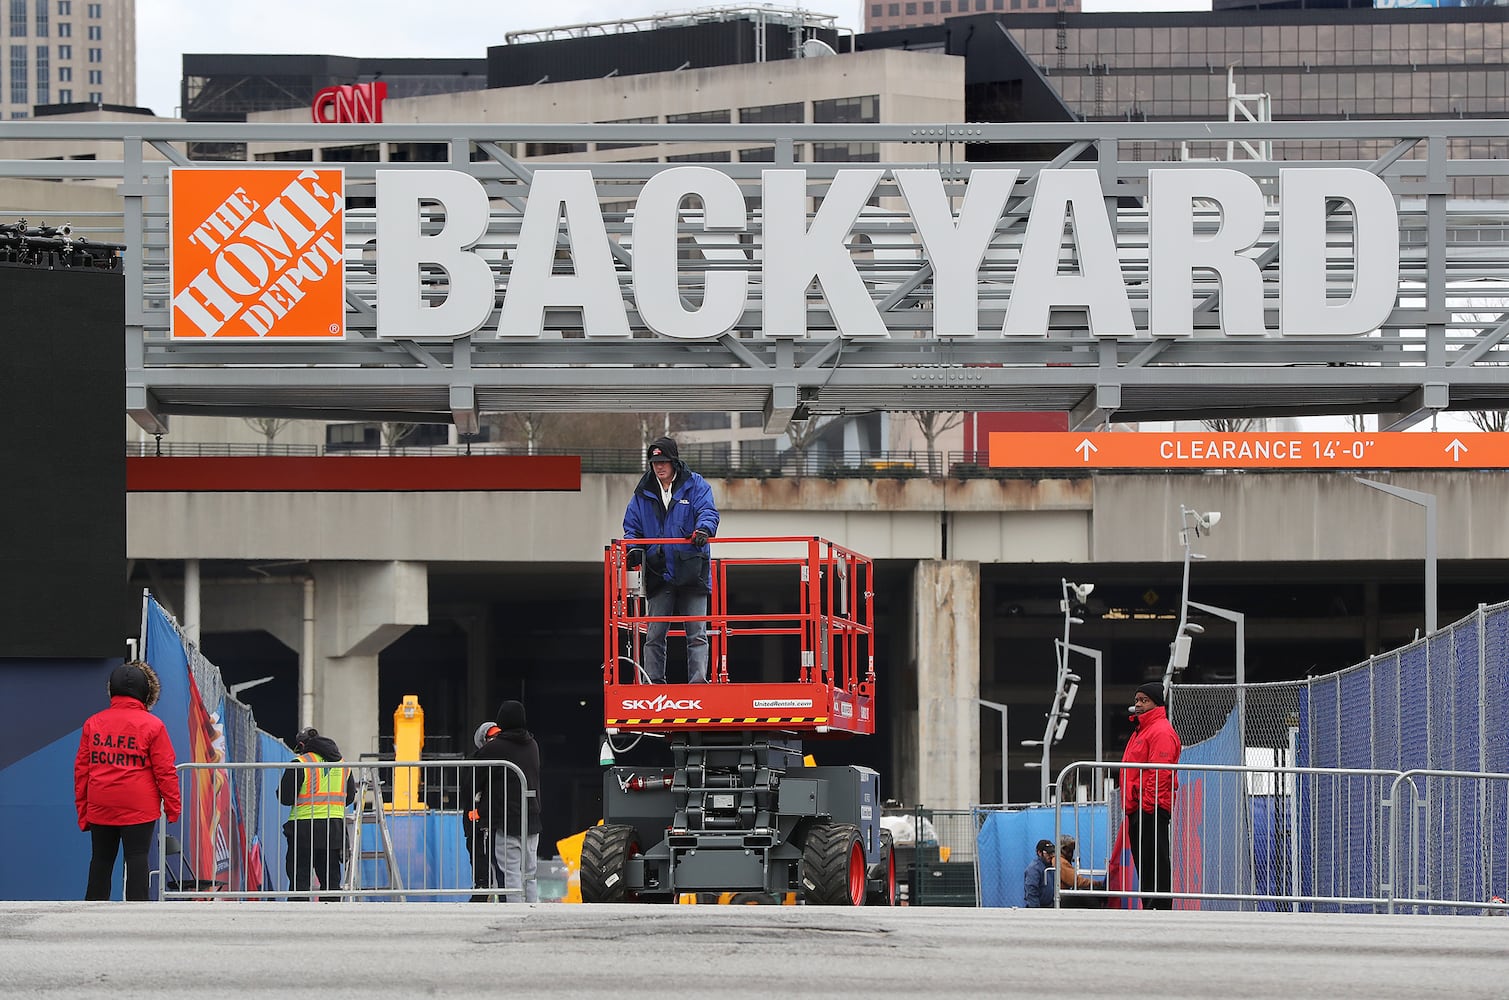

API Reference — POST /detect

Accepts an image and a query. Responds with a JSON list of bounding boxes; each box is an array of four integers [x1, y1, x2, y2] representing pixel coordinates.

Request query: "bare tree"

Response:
[[504, 413, 552, 454], [1468, 410, 1509, 433], [1202, 417, 1265, 433], [242, 416, 292, 448], [906, 411, 963, 473], [381, 422, 416, 454], [1346, 413, 1371, 433]]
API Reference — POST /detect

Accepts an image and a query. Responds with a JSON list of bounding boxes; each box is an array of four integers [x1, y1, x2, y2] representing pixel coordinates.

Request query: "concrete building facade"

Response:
[[2, 0, 134, 118]]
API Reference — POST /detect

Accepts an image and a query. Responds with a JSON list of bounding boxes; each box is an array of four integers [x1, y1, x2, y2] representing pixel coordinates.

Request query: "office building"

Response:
[[3, 0, 134, 119]]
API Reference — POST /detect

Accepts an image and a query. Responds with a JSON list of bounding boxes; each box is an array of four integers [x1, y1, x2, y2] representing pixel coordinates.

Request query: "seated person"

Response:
[[1056, 835, 1106, 908], [1023, 839, 1056, 908]]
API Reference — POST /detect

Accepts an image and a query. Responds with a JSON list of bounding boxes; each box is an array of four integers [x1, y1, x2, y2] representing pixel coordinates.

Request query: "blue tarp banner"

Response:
[[977, 804, 1111, 907], [357, 812, 469, 901]]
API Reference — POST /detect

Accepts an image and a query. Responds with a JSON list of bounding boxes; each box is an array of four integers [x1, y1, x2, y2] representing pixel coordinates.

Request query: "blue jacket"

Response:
[[623, 463, 720, 593], [1024, 855, 1054, 908]]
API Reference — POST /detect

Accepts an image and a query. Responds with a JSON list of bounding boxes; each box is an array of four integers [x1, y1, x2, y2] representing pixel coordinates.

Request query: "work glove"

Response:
[[690, 528, 709, 547], [626, 547, 644, 569]]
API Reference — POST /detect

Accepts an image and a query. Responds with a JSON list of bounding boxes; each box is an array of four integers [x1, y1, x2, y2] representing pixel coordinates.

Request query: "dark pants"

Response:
[[284, 818, 344, 901], [86, 821, 156, 901], [1126, 808, 1174, 910], [464, 817, 496, 901]]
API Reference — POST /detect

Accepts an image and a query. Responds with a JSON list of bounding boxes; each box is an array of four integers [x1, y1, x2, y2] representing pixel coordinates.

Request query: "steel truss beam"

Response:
[[1, 119, 1506, 431]]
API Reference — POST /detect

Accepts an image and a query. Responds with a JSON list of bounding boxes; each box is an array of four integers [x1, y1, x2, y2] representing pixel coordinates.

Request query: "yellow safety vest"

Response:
[[288, 753, 347, 821]]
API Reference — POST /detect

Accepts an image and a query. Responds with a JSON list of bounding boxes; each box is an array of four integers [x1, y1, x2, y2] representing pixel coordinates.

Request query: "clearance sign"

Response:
[[989, 432, 1509, 469], [170, 168, 346, 339]]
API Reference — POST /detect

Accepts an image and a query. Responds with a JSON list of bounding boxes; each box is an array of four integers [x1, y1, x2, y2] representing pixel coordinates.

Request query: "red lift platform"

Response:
[[601, 535, 876, 736]]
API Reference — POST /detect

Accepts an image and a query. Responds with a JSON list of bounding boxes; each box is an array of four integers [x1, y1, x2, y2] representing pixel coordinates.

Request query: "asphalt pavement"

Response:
[[2, 901, 1504, 999]]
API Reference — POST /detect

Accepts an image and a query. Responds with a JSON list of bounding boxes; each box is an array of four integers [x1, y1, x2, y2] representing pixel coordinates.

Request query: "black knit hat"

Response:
[[646, 436, 679, 464], [496, 700, 527, 731], [1035, 839, 1055, 855], [1136, 681, 1167, 708]]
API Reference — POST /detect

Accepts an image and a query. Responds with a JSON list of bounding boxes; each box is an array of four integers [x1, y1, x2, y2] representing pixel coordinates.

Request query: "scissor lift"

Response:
[[582, 536, 894, 905]]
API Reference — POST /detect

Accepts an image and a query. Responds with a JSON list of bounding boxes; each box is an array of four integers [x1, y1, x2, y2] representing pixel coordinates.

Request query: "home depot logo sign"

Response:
[[170, 168, 345, 339]]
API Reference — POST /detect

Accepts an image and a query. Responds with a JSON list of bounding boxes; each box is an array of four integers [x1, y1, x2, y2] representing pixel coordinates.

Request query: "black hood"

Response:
[[294, 728, 343, 761]]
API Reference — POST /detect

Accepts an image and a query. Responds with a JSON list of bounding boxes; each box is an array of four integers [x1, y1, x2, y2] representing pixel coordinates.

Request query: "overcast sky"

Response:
[[135, 0, 1208, 118]]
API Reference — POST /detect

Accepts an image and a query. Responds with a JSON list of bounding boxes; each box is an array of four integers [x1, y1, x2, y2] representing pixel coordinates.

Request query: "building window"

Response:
[[85, 1, 97, 14], [57, 86, 68, 101], [923, 1, 934, 11], [994, 0, 1004, 9], [10, 0, 26, 37], [86, 67, 97, 83], [905, 2, 917, 14], [812, 142, 879, 162], [85, 23, 97, 39], [57, 0, 69, 13], [941, 0, 950, 10], [34, 44, 46, 104], [57, 20, 68, 35], [871, 3, 881, 16], [86, 46, 98, 62], [11, 110, 26, 118], [34, 0, 45, 35], [523, 141, 588, 157], [813, 95, 880, 124], [86, 89, 97, 102], [56, 64, 66, 80], [57, 43, 68, 58], [739, 101, 803, 124], [888, 3, 899, 15], [666, 150, 731, 163], [596, 115, 657, 151], [11, 45, 27, 106], [666, 109, 731, 124]]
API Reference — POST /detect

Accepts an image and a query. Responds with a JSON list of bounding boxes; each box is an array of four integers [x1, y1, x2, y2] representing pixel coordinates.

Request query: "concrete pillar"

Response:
[[912, 559, 981, 811], [201, 561, 427, 757], [312, 561, 428, 759]]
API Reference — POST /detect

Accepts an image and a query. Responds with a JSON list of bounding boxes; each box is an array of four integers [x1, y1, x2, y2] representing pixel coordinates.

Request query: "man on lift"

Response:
[[623, 436, 720, 684]]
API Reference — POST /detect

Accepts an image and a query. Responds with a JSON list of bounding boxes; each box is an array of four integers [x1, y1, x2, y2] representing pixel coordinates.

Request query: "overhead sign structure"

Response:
[[988, 432, 1509, 469], [170, 167, 346, 339]]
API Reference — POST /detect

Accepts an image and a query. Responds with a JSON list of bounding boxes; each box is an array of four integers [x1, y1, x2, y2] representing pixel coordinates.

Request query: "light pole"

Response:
[[1026, 579, 1093, 804], [1163, 506, 1220, 695], [1355, 477, 1437, 636], [978, 698, 1009, 807], [1187, 600, 1246, 749]]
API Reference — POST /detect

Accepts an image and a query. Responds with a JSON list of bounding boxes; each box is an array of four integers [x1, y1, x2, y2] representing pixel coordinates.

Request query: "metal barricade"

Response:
[[159, 759, 530, 901], [1387, 769, 1509, 915], [1051, 760, 1406, 912]]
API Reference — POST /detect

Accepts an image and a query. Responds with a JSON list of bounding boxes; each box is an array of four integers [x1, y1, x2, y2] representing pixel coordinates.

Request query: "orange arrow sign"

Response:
[[988, 432, 1509, 469]]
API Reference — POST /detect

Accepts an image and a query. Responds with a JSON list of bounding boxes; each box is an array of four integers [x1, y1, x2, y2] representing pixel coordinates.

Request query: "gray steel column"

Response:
[[1355, 478, 1438, 636]]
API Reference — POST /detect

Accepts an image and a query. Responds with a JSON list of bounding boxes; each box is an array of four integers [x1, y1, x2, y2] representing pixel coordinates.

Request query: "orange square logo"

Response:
[[170, 168, 345, 339]]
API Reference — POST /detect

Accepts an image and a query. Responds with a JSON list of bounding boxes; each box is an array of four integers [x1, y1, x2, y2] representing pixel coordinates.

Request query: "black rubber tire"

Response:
[[729, 891, 781, 905], [580, 823, 639, 903], [866, 829, 897, 906], [801, 822, 865, 906]]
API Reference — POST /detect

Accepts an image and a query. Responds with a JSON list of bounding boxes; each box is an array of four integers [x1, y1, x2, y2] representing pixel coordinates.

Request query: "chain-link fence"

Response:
[[1165, 600, 1509, 912]]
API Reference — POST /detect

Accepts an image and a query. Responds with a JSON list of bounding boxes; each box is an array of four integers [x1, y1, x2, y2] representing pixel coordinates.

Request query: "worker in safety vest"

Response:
[[278, 727, 354, 901]]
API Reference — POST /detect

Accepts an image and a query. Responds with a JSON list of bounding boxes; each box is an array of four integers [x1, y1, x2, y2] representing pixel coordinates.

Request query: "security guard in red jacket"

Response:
[[278, 728, 354, 900], [1121, 682, 1183, 910], [75, 661, 181, 901]]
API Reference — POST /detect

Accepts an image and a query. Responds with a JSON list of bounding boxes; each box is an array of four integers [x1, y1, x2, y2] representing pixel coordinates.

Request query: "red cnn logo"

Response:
[[311, 81, 387, 124]]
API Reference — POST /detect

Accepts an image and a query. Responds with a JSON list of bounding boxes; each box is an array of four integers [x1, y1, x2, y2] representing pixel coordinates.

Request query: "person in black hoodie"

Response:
[[474, 700, 542, 902], [278, 728, 354, 901]]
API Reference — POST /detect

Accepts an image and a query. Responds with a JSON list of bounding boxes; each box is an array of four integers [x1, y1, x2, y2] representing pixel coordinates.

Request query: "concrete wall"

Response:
[[127, 471, 1509, 565]]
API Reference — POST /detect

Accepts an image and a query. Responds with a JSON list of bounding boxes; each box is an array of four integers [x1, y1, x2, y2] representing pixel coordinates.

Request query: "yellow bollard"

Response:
[[389, 695, 427, 812]]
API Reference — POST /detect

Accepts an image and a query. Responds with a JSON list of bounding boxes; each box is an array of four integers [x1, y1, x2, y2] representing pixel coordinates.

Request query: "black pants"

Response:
[[86, 821, 156, 901], [284, 819, 344, 901], [1126, 808, 1174, 910]]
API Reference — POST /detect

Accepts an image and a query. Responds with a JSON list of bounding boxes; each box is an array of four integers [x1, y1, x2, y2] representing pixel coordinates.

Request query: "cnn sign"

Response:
[[311, 81, 387, 124]]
